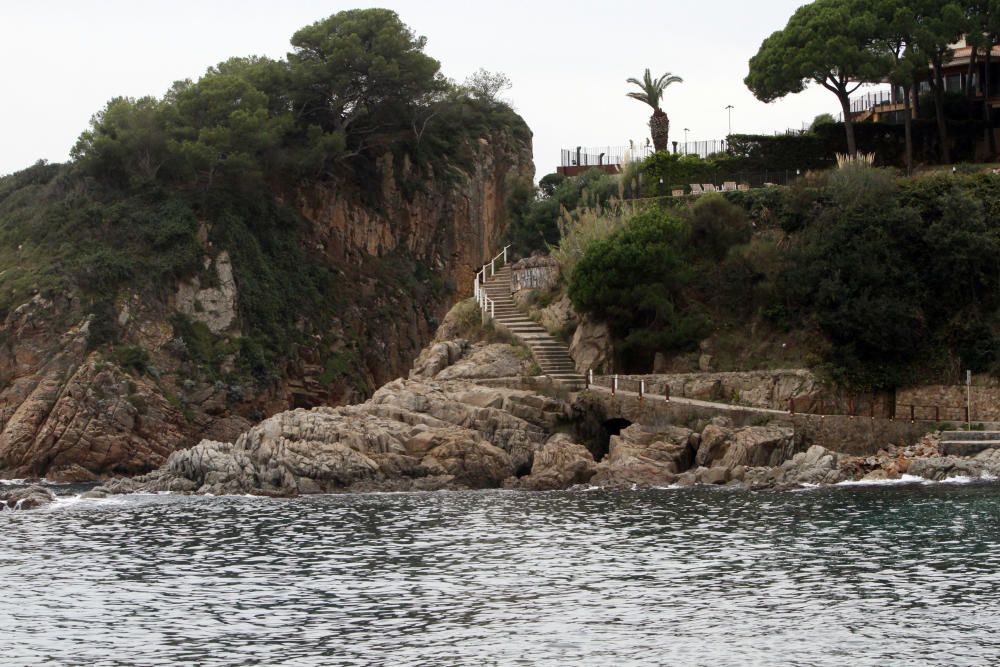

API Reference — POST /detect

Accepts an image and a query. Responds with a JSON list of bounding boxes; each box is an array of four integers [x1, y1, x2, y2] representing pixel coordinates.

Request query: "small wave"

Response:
[[0, 478, 73, 487], [834, 474, 927, 488]]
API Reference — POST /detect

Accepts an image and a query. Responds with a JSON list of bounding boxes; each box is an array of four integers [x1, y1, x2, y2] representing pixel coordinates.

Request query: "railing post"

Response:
[[910, 405, 915, 422], [789, 397, 795, 415], [491, 259, 495, 277], [503, 246, 508, 264], [588, 369, 593, 388], [612, 374, 618, 396], [665, 383, 670, 402], [490, 300, 494, 319], [639, 380, 645, 402]]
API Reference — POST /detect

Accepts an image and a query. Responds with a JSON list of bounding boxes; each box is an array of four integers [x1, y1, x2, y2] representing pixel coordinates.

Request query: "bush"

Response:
[[681, 193, 752, 261], [569, 210, 707, 368]]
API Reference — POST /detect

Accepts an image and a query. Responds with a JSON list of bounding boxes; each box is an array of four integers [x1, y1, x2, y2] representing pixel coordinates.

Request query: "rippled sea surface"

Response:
[[3, 482, 1000, 666]]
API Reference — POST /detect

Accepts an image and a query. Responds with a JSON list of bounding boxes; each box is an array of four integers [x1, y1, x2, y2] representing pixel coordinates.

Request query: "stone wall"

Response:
[[896, 382, 1000, 422], [580, 391, 938, 457], [510, 256, 560, 293], [610, 370, 824, 411]]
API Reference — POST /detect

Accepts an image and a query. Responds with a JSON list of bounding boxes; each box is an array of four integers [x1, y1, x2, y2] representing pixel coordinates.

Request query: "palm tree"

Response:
[[626, 69, 683, 152]]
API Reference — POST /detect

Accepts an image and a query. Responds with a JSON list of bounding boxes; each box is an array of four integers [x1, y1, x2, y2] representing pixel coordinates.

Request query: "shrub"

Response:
[[682, 193, 752, 261], [569, 210, 707, 368]]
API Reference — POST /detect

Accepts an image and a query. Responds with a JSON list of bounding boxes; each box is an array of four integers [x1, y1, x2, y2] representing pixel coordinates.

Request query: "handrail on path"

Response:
[[473, 245, 510, 324]]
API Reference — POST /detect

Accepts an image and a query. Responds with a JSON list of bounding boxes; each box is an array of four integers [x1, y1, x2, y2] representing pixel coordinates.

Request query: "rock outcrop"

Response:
[[569, 319, 613, 374], [91, 377, 567, 497], [1, 131, 533, 481], [507, 434, 597, 490], [1, 485, 56, 510]]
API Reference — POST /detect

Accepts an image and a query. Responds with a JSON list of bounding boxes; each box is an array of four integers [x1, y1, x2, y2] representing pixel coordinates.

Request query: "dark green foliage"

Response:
[[569, 211, 708, 367], [570, 166, 1000, 388], [681, 194, 752, 261], [0, 9, 530, 401], [68, 9, 528, 198]]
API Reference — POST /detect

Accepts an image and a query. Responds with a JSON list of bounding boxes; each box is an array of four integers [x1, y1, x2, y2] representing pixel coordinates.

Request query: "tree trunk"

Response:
[[649, 109, 670, 152], [903, 87, 914, 174], [931, 57, 951, 164], [838, 93, 857, 156], [967, 46, 979, 119], [986, 47, 997, 157]]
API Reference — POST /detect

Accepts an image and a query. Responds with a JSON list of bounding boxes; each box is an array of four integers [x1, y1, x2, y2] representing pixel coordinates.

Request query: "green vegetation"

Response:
[[562, 165, 1000, 391], [506, 167, 624, 258], [625, 69, 683, 152], [0, 9, 529, 395], [747, 0, 1000, 164]]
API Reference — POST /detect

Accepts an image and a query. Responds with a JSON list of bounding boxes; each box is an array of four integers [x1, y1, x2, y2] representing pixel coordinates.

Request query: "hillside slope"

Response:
[[0, 10, 533, 480]]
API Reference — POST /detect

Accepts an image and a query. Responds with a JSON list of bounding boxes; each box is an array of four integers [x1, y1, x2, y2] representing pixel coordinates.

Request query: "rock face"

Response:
[[1, 132, 533, 481], [175, 251, 238, 334], [591, 425, 697, 487], [509, 434, 597, 490], [93, 378, 568, 497], [695, 424, 798, 469], [569, 318, 613, 374], [0, 485, 57, 510]]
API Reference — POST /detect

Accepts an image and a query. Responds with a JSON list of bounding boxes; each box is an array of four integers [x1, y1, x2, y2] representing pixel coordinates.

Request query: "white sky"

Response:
[[0, 0, 851, 179]]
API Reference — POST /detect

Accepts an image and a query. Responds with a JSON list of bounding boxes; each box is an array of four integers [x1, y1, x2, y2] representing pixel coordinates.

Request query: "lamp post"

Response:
[[684, 127, 690, 146], [725, 105, 734, 136]]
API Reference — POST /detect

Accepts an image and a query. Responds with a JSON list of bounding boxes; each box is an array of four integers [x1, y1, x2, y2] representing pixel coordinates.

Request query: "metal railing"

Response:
[[585, 372, 979, 423], [560, 145, 654, 168], [675, 139, 728, 158], [849, 86, 898, 115], [473, 245, 511, 324]]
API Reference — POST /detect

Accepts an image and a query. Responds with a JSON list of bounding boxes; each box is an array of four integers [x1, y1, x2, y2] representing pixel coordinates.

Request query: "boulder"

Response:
[[695, 424, 797, 469], [436, 344, 533, 380], [569, 318, 613, 374], [511, 434, 597, 490], [410, 340, 468, 379], [0, 485, 56, 510], [591, 424, 696, 487], [538, 295, 578, 336]]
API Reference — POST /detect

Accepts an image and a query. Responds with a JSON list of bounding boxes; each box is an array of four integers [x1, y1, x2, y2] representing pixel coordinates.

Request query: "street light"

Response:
[[725, 105, 734, 136], [684, 127, 690, 144]]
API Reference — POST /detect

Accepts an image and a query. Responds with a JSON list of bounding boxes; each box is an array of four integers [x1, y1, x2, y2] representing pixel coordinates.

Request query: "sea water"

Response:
[[2, 482, 999, 666]]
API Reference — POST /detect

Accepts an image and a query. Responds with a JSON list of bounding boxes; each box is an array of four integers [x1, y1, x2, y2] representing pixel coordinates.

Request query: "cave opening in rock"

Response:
[[596, 418, 632, 462]]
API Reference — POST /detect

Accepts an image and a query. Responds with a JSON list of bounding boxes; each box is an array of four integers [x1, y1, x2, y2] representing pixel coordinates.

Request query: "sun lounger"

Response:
[[723, 181, 737, 192], [689, 184, 704, 195], [738, 183, 750, 191], [702, 183, 718, 192], [671, 189, 685, 197]]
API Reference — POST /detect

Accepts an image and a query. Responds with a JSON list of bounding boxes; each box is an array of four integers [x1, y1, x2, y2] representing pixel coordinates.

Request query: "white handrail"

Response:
[[472, 245, 512, 324]]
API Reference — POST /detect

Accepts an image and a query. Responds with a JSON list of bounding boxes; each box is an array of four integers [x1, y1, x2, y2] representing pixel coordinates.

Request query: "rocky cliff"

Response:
[[0, 134, 533, 481]]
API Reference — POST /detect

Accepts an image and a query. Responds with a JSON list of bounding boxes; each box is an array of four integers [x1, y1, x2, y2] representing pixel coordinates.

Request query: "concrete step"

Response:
[[939, 439, 1000, 456], [941, 431, 1000, 441]]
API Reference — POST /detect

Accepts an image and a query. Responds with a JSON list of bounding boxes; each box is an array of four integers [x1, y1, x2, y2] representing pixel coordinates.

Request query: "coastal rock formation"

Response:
[[0, 133, 532, 481], [1, 485, 56, 510], [91, 377, 565, 497], [591, 424, 697, 487], [695, 423, 798, 468], [508, 434, 597, 490], [569, 319, 613, 374]]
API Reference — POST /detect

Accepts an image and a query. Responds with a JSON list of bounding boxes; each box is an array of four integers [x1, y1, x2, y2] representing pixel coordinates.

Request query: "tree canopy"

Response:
[[70, 9, 526, 193], [745, 0, 890, 155]]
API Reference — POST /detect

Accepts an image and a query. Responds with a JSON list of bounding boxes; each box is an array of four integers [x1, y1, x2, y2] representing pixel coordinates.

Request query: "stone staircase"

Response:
[[481, 264, 586, 391], [940, 431, 1000, 456]]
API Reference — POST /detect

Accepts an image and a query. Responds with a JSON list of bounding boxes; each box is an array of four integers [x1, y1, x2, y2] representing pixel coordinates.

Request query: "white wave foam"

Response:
[[834, 474, 927, 488]]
